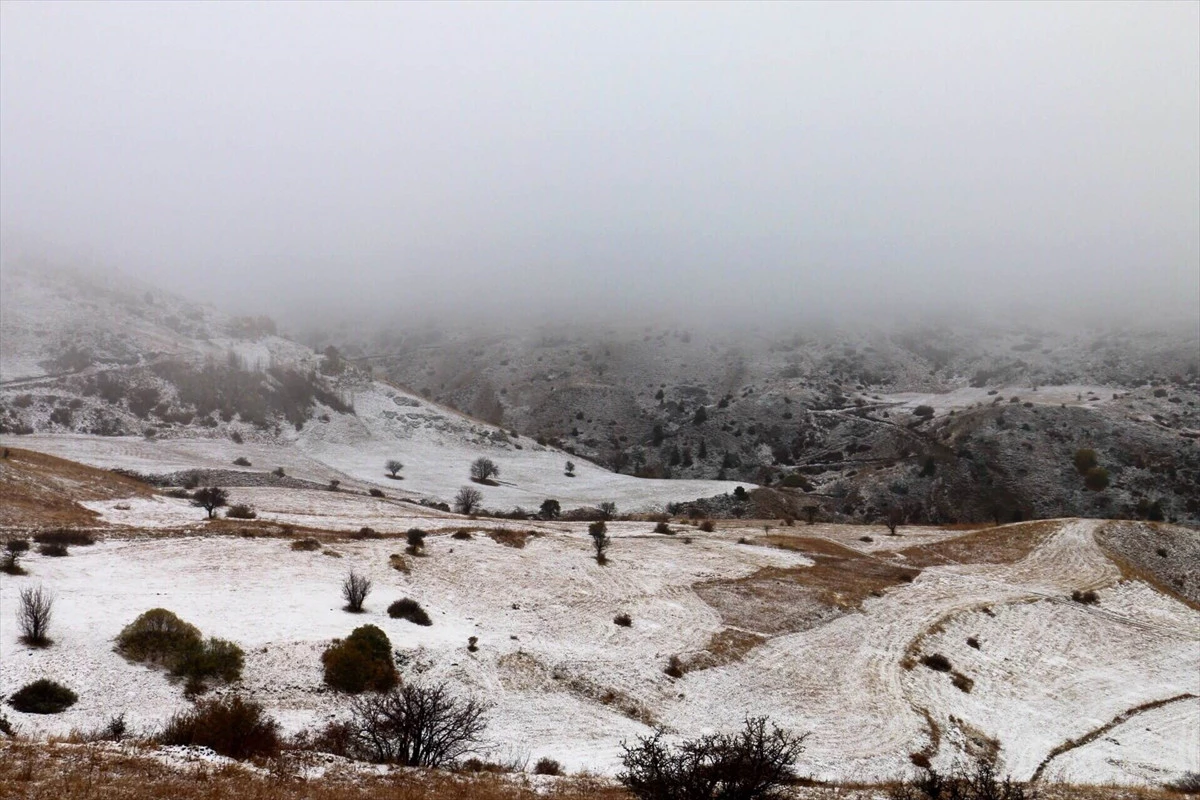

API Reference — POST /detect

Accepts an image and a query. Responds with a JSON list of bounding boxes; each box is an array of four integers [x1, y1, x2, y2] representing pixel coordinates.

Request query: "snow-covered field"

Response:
[[2, 517, 1196, 784], [876, 384, 1119, 418], [5, 377, 746, 513]]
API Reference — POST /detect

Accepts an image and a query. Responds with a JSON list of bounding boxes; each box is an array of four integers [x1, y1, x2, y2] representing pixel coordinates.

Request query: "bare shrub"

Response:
[[698, 519, 715, 532], [887, 754, 1032, 800], [344, 682, 490, 767], [470, 457, 499, 483], [1071, 589, 1099, 604], [291, 538, 321, 551], [18, 585, 53, 646], [614, 613, 632, 627], [158, 695, 281, 760], [452, 529, 473, 540], [653, 521, 672, 535], [342, 571, 372, 612], [232, 456, 251, 467], [455, 486, 483, 514], [388, 598, 432, 626], [352, 526, 382, 540], [322, 625, 398, 694], [619, 716, 807, 800], [369, 488, 385, 498], [37, 543, 69, 557]]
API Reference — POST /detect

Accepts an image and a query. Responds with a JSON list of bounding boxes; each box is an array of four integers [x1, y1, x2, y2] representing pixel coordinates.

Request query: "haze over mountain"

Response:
[[2, 1, 1197, 327]]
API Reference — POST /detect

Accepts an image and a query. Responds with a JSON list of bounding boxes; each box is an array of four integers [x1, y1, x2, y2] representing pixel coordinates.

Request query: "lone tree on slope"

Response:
[[385, 459, 404, 479], [192, 487, 229, 519], [454, 486, 483, 515], [589, 521, 610, 565], [470, 458, 499, 483]]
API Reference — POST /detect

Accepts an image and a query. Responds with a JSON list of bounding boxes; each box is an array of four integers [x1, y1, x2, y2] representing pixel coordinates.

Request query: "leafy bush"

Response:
[[37, 543, 69, 557], [1084, 466, 1110, 491], [386, 459, 404, 478], [170, 638, 244, 684], [619, 717, 806, 800], [388, 598, 433, 626], [191, 487, 228, 519], [9, 680, 77, 714], [614, 613, 633, 627], [913, 405, 935, 419], [539, 499, 561, 519], [405, 528, 427, 555], [452, 530, 473, 540], [291, 538, 321, 551], [225, 504, 256, 519], [158, 695, 281, 760], [322, 625, 398, 693], [33, 530, 95, 546], [117, 609, 202, 664], [232, 456, 252, 467], [1073, 448, 1099, 474]]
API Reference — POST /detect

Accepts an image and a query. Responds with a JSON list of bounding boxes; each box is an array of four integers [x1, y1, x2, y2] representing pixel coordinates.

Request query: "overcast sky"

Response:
[[1, 1, 1197, 326]]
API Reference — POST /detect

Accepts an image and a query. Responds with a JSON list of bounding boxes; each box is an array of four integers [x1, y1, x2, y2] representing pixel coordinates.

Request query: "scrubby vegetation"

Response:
[[33, 530, 96, 546], [225, 504, 256, 519], [339, 682, 490, 767], [291, 538, 322, 551], [888, 755, 1033, 799], [618, 716, 806, 800], [321, 625, 398, 694], [388, 597, 433, 626], [115, 609, 243, 691], [2, 539, 29, 575], [158, 695, 281, 760], [8, 680, 77, 714], [455, 486, 483, 514]]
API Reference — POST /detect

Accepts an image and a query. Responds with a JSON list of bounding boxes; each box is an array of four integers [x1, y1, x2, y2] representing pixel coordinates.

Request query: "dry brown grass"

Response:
[[485, 529, 539, 549], [0, 447, 152, 527], [681, 627, 768, 673], [0, 740, 627, 800], [897, 520, 1060, 568], [692, 536, 920, 662]]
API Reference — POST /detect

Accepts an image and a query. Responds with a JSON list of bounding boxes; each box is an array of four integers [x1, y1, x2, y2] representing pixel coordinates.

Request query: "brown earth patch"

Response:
[[0, 447, 153, 527], [896, 519, 1060, 568]]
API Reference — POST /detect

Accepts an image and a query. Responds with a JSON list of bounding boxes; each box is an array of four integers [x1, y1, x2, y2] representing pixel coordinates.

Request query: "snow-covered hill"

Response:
[[0, 260, 744, 510]]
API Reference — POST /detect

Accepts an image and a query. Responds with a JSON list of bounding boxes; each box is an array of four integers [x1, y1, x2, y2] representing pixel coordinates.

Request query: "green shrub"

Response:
[[1073, 448, 1098, 474], [9, 679, 77, 714], [171, 638, 244, 684], [322, 625, 398, 694], [1084, 466, 1109, 491], [117, 609, 202, 665], [158, 695, 281, 760]]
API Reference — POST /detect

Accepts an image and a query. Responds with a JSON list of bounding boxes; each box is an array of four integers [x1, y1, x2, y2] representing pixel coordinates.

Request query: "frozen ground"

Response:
[[875, 385, 1120, 418], [2, 517, 1195, 785]]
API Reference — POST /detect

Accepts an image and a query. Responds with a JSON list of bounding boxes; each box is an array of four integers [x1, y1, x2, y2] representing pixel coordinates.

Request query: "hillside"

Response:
[[334, 321, 1200, 525], [0, 262, 741, 512]]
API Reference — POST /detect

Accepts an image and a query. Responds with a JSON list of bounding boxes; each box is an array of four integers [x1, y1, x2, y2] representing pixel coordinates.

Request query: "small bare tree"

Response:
[[564, 460, 576, 477], [342, 571, 372, 613], [598, 501, 617, 520], [18, 585, 53, 646], [589, 521, 610, 565], [454, 486, 483, 515], [192, 487, 229, 519], [346, 682, 490, 767], [886, 506, 905, 536], [469, 457, 499, 483], [385, 459, 404, 479]]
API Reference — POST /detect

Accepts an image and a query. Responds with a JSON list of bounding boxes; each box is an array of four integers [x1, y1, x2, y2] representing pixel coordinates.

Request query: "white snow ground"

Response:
[[2, 518, 1196, 785]]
